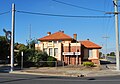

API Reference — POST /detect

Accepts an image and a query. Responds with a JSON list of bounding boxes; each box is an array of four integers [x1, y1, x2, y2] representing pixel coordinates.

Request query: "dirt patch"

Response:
[[56, 65, 101, 71]]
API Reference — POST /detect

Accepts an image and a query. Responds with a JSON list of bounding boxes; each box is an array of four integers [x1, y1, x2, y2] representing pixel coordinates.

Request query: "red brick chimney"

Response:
[[47, 32, 51, 35], [61, 31, 64, 33], [73, 34, 77, 40]]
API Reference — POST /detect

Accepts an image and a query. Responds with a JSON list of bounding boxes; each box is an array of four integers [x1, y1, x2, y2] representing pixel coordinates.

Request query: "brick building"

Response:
[[35, 31, 102, 65]]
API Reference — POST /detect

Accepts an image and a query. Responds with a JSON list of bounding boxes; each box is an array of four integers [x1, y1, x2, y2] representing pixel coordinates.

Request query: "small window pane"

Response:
[[58, 40, 62, 43], [54, 48, 58, 56], [49, 48, 53, 56], [53, 41, 57, 44], [43, 48, 47, 52], [89, 50, 92, 57]]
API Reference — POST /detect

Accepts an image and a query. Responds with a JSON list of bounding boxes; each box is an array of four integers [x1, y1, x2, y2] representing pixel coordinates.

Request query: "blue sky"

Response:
[[0, 0, 118, 53]]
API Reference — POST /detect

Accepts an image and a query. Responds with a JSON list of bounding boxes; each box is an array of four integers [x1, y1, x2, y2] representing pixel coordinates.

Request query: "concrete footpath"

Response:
[[10, 65, 120, 77]]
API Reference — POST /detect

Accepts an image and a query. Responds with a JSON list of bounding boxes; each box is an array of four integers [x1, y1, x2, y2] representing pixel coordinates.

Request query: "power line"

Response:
[[0, 11, 10, 15], [16, 10, 113, 18], [52, 0, 105, 13], [102, 36, 109, 60]]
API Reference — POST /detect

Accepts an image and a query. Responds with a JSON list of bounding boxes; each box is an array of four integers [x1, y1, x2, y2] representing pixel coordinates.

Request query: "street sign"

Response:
[[63, 52, 74, 55], [63, 52, 81, 55], [74, 52, 81, 55]]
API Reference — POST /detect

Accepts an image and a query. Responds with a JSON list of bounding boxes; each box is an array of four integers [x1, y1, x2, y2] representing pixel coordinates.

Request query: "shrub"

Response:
[[34, 51, 48, 67], [47, 56, 57, 67], [83, 62, 94, 67], [16, 49, 49, 67]]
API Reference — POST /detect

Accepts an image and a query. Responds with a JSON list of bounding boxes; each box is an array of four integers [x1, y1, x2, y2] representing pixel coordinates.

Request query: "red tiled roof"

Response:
[[79, 40, 102, 49], [38, 31, 73, 41]]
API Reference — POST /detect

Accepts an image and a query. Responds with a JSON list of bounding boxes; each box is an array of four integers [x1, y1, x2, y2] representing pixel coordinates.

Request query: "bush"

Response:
[[34, 51, 48, 67], [47, 56, 57, 67], [83, 62, 94, 67], [16, 49, 49, 67]]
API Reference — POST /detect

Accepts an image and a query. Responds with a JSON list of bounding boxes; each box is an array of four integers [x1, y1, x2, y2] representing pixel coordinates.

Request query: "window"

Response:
[[58, 40, 62, 43], [49, 41, 52, 42], [43, 48, 47, 52], [49, 48, 53, 56], [89, 49, 93, 58], [53, 41, 57, 44], [54, 48, 58, 56]]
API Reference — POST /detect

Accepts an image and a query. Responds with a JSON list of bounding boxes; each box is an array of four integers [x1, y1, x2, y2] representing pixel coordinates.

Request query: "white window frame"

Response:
[[54, 48, 58, 56], [43, 48, 47, 53], [49, 48, 53, 56], [89, 49, 93, 58]]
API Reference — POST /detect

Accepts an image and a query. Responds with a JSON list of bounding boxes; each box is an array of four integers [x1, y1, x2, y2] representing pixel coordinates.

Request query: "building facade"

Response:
[[35, 31, 101, 65]]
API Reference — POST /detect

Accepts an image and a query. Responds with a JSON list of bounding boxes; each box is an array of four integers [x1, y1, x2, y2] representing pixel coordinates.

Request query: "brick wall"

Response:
[[63, 43, 81, 65]]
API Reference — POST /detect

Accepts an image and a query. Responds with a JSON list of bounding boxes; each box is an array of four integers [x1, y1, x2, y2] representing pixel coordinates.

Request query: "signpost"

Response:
[[21, 51, 23, 69]]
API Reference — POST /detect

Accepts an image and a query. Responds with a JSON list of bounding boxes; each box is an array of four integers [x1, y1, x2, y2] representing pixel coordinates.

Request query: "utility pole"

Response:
[[29, 24, 31, 49], [114, 0, 120, 70], [106, 0, 120, 70], [102, 36, 109, 60], [11, 3, 15, 72]]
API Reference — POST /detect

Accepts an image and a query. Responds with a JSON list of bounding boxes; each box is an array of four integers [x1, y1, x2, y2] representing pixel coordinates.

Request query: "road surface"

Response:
[[0, 73, 120, 84], [107, 56, 116, 63]]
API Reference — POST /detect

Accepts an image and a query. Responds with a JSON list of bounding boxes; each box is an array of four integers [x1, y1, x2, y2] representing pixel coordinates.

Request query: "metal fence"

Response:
[[18, 61, 65, 70]]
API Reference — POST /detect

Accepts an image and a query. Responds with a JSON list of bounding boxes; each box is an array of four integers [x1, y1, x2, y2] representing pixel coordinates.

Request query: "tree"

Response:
[[107, 53, 110, 56], [0, 36, 10, 61], [110, 52, 115, 56], [14, 43, 27, 63], [47, 56, 57, 67], [14, 43, 27, 50], [26, 39, 38, 49], [16, 47, 49, 67], [14, 42, 56, 67], [99, 52, 102, 58]]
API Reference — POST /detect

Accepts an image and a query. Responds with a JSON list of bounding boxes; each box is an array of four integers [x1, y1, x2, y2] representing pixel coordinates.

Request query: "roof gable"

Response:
[[38, 32, 73, 41], [79, 40, 102, 49]]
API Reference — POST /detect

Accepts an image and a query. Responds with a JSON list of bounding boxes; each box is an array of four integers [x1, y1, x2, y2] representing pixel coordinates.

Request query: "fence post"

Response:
[[63, 61, 64, 67], [55, 61, 57, 67]]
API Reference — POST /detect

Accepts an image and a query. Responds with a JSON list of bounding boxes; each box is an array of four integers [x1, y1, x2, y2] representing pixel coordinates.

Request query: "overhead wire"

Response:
[[102, 0, 115, 53], [102, 0, 113, 37], [0, 11, 10, 15], [52, 0, 106, 13], [106, 1, 114, 36], [16, 10, 113, 18]]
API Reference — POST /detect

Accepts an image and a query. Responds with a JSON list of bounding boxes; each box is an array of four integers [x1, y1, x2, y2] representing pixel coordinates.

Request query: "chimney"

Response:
[[73, 34, 77, 40], [61, 31, 64, 33], [47, 32, 51, 35], [87, 39, 89, 41]]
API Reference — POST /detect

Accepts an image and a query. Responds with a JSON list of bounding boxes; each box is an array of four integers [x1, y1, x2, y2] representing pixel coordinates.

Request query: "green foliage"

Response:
[[106, 52, 116, 56], [107, 53, 110, 56], [99, 52, 102, 58], [14, 42, 57, 67], [16, 48, 49, 67], [14, 43, 27, 50], [17, 49, 37, 67], [0, 36, 10, 60], [47, 56, 57, 67], [26, 39, 38, 49], [83, 62, 94, 67], [110, 52, 115, 56], [33, 51, 48, 67]]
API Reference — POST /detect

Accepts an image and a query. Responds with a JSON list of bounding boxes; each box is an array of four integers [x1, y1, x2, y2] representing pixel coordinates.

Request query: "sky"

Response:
[[0, 0, 119, 54]]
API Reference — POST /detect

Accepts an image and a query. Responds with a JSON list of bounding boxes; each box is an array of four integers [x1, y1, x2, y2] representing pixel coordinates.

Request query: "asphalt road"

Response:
[[107, 56, 116, 63], [0, 73, 120, 84]]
